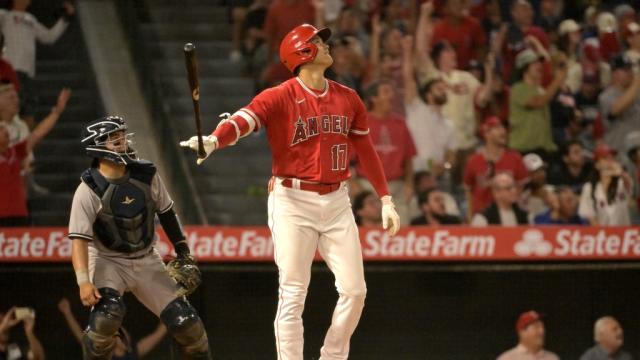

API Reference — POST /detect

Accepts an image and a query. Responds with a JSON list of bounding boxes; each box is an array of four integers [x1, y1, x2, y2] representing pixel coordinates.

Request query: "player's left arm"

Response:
[[153, 174, 202, 296], [152, 174, 189, 257], [349, 92, 400, 235]]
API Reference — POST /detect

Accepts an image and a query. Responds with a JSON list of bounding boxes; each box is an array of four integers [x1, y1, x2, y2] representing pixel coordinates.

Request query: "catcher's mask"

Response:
[[82, 116, 138, 165]]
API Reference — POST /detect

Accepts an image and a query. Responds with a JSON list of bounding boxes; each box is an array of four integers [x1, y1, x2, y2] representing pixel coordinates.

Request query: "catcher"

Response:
[[68, 116, 211, 360]]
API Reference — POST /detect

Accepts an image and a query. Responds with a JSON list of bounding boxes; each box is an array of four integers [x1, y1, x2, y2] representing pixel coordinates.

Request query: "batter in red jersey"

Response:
[[181, 24, 400, 360]]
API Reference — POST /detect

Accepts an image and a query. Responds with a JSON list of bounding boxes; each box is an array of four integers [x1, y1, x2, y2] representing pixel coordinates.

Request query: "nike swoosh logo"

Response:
[[296, 98, 305, 104]]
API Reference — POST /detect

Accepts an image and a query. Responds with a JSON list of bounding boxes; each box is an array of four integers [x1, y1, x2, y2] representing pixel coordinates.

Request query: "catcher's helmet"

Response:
[[81, 115, 138, 165], [279, 24, 332, 73]]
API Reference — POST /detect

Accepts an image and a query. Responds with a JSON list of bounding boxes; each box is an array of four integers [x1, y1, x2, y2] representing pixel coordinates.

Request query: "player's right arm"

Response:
[[180, 87, 279, 163], [68, 183, 102, 307]]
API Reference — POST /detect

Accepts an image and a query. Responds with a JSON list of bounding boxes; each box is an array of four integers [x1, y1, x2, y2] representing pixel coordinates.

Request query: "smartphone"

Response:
[[14, 307, 35, 321]]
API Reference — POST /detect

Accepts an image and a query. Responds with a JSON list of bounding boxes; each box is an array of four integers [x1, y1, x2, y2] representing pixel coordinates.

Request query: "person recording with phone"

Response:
[[0, 307, 45, 360]]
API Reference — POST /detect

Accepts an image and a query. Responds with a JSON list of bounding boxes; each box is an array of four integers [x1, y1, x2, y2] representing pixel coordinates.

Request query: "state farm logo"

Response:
[[514, 229, 553, 256]]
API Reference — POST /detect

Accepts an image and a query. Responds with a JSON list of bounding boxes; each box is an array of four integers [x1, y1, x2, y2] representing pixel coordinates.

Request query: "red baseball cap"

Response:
[[593, 143, 617, 162], [481, 116, 503, 136], [516, 310, 543, 332]]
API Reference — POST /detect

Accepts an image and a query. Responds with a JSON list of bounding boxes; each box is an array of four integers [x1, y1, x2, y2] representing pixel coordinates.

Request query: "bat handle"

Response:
[[197, 136, 206, 159]]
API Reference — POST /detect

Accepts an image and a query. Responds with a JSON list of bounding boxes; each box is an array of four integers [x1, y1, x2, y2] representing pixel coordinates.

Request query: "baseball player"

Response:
[[181, 24, 401, 360], [68, 116, 211, 360]]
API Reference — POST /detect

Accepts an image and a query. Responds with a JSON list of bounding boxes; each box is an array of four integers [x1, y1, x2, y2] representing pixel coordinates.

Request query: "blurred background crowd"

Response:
[[225, 0, 640, 227]]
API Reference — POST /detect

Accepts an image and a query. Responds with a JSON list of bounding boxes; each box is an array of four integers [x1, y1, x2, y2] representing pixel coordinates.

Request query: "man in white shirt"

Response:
[[0, 0, 75, 121], [412, 2, 492, 182], [401, 35, 457, 176], [497, 310, 559, 360]]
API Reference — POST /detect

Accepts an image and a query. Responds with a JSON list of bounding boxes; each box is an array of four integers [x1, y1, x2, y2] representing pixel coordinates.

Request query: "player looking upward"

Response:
[[181, 24, 400, 360]]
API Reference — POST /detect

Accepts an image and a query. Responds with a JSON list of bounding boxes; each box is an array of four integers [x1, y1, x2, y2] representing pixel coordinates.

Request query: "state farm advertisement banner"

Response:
[[1, 226, 640, 262]]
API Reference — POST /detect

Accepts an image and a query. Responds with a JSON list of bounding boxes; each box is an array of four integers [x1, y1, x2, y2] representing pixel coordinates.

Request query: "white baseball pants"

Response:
[[268, 179, 367, 360]]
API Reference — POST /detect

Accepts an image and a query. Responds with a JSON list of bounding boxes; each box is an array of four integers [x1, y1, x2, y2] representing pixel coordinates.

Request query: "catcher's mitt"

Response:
[[166, 255, 202, 296]]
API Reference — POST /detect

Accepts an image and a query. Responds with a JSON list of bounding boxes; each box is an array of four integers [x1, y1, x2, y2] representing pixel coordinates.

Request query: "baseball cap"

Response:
[[610, 54, 633, 71], [516, 49, 543, 70], [516, 310, 543, 332], [523, 153, 545, 172], [558, 19, 581, 36], [624, 22, 640, 39], [481, 116, 503, 135], [593, 143, 617, 161]]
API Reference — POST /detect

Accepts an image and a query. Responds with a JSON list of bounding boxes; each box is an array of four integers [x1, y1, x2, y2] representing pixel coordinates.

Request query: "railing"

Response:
[[113, 0, 207, 224]]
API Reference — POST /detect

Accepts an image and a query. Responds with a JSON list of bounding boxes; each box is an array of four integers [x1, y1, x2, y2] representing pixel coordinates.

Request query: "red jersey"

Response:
[[243, 77, 370, 183], [0, 141, 28, 217], [463, 147, 528, 213], [356, 113, 416, 181], [432, 16, 486, 69]]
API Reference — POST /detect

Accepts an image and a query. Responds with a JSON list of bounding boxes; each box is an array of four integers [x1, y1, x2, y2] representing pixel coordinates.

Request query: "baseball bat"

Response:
[[183, 43, 206, 159]]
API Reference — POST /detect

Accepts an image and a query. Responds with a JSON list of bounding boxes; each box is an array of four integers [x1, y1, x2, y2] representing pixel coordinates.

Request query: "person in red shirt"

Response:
[[181, 24, 400, 360], [432, 0, 486, 69], [0, 89, 69, 226], [0, 34, 20, 92], [353, 81, 417, 225], [463, 116, 528, 220]]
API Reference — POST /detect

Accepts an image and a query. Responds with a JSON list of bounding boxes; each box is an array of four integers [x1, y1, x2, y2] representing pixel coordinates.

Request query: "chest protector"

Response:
[[81, 161, 157, 253]]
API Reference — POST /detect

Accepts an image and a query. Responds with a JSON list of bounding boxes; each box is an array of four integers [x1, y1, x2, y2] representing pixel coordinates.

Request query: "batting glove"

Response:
[[179, 135, 218, 165], [381, 195, 400, 236]]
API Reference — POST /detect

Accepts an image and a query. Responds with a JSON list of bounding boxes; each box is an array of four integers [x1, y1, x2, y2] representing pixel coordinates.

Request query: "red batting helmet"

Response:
[[279, 24, 332, 73]]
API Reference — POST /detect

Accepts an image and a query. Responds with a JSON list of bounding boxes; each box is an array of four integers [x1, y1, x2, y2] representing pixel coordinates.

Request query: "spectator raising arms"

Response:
[[598, 54, 640, 155], [57, 297, 167, 359], [415, 1, 494, 183], [508, 48, 564, 157], [0, 0, 75, 125], [401, 34, 456, 178], [431, 0, 486, 69], [0, 87, 71, 227], [0, 307, 45, 360]]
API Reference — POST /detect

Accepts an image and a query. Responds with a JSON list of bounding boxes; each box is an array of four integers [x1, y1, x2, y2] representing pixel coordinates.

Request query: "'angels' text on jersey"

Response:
[[291, 115, 350, 146], [240, 77, 370, 183]]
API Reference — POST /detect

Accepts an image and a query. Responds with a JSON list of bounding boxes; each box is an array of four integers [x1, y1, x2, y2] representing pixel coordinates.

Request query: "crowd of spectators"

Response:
[[0, 0, 74, 227], [229, 0, 640, 226], [2, 302, 633, 359]]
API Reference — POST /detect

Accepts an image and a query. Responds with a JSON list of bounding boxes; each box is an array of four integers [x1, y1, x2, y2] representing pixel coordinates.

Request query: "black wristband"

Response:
[[174, 241, 190, 257], [158, 206, 187, 252]]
